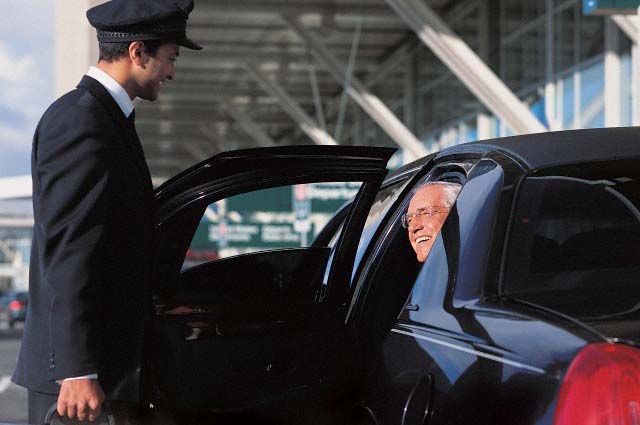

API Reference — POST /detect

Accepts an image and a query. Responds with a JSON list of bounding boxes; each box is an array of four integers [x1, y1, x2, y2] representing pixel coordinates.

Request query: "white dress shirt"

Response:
[[87, 66, 135, 118], [60, 67, 135, 384]]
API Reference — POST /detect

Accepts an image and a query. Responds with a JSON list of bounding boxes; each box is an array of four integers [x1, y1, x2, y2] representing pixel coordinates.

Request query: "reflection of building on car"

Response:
[[0, 291, 28, 328], [63, 132, 640, 424]]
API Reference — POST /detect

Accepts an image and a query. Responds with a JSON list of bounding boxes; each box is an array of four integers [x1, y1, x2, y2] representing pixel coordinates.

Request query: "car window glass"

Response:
[[352, 165, 469, 337], [503, 159, 640, 320], [351, 178, 414, 280], [182, 182, 361, 271]]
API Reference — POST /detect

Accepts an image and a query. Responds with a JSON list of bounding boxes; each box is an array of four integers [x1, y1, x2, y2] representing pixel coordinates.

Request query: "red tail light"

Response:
[[8, 300, 21, 311], [554, 342, 640, 425]]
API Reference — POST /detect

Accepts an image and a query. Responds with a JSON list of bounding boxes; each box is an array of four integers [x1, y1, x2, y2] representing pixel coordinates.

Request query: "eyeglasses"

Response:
[[401, 206, 450, 228]]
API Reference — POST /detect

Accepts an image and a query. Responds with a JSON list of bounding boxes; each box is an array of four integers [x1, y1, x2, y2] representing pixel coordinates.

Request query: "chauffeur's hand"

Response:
[[58, 378, 106, 422]]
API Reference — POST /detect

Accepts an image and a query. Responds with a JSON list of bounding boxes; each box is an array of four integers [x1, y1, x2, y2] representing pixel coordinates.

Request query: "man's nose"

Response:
[[409, 219, 423, 233]]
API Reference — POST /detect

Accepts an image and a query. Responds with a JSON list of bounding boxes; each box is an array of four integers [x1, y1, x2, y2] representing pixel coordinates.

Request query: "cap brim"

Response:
[[180, 37, 202, 50]]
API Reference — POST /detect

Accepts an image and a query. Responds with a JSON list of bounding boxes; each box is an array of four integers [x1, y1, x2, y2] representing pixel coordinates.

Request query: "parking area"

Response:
[[0, 326, 27, 424]]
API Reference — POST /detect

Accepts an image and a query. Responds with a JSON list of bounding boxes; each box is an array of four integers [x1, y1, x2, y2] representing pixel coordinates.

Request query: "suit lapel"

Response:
[[76, 76, 153, 191]]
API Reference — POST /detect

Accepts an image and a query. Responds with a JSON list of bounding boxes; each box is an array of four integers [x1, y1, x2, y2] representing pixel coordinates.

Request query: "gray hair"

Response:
[[415, 181, 462, 208]]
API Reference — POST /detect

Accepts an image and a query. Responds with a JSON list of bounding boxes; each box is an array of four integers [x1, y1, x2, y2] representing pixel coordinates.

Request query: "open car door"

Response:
[[145, 146, 395, 419]]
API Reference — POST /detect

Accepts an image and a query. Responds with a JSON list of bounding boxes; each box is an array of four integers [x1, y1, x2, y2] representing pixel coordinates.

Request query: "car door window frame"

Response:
[[346, 158, 478, 325], [151, 148, 393, 302]]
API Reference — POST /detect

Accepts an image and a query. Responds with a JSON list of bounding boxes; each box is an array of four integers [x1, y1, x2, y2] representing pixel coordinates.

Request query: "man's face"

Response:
[[136, 42, 179, 101], [406, 185, 452, 262]]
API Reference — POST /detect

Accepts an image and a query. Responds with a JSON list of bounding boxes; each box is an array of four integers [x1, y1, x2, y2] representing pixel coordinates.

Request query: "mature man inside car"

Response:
[[402, 182, 462, 262]]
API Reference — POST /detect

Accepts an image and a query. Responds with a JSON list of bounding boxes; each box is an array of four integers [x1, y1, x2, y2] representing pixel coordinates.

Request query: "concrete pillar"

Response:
[[55, 0, 103, 96]]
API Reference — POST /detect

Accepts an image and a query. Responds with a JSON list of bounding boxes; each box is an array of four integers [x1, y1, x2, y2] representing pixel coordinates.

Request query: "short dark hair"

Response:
[[98, 39, 167, 62]]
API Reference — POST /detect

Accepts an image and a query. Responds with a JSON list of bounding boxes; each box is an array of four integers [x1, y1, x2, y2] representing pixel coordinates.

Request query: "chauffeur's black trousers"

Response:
[[28, 390, 58, 425]]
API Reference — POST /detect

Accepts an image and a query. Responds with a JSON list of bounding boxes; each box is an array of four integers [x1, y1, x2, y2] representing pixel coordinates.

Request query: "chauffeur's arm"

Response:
[[36, 106, 115, 418]]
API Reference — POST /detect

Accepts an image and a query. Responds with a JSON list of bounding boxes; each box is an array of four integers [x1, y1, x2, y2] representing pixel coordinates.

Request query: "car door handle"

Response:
[[405, 303, 420, 311]]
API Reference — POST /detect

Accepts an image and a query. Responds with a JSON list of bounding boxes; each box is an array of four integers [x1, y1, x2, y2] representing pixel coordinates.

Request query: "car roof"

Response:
[[458, 127, 640, 170], [383, 127, 640, 183]]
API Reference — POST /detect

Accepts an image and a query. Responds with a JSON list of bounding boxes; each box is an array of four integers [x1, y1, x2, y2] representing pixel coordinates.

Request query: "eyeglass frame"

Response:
[[401, 205, 451, 228]]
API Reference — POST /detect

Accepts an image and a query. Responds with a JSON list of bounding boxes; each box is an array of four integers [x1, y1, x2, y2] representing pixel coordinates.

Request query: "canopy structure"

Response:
[[55, 0, 624, 181]]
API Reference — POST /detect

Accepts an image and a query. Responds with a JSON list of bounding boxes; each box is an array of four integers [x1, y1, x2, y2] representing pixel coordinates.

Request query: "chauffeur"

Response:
[[11, 1, 202, 423]]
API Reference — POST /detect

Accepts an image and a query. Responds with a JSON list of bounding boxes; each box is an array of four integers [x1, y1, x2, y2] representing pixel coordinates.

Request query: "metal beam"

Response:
[[183, 142, 212, 162], [283, 15, 427, 160], [199, 1, 397, 15], [245, 64, 337, 146], [223, 100, 276, 147], [611, 14, 639, 43], [385, 0, 547, 135], [324, 0, 478, 130]]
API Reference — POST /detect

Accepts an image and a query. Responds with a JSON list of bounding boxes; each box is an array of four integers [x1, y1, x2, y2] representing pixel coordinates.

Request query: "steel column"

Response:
[[283, 15, 427, 160], [605, 18, 622, 127], [476, 113, 492, 140], [245, 64, 337, 146], [545, 0, 559, 130], [573, 2, 582, 129], [223, 100, 276, 147], [385, 0, 547, 135], [612, 13, 640, 125]]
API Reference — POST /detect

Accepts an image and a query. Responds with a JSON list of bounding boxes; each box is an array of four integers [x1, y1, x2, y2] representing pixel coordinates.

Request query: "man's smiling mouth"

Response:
[[415, 235, 431, 243]]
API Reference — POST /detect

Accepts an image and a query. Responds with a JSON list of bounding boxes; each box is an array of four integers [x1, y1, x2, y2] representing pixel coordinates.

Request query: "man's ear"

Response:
[[129, 41, 147, 67]]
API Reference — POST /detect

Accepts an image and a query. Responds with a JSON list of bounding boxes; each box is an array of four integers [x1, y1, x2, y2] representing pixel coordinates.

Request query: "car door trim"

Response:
[[390, 328, 546, 374]]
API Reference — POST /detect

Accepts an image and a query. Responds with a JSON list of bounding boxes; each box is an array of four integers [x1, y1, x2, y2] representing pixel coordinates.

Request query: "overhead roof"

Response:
[[134, 0, 605, 180], [135, 0, 465, 178]]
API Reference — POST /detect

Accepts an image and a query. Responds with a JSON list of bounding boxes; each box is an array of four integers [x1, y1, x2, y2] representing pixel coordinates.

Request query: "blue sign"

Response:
[[584, 0, 640, 14]]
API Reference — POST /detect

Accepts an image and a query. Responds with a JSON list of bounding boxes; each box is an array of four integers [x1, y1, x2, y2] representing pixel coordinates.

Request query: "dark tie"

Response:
[[125, 109, 153, 189]]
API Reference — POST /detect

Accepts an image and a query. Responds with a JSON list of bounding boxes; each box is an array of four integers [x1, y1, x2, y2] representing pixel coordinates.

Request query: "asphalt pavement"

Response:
[[0, 325, 28, 424]]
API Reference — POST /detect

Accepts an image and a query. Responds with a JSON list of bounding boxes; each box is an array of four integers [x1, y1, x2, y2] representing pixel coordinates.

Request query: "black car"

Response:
[[0, 291, 28, 329], [342, 128, 640, 425], [59, 130, 640, 424]]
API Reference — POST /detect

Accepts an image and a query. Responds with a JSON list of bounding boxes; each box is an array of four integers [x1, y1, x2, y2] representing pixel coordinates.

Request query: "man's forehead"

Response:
[[409, 185, 447, 208], [160, 42, 180, 55]]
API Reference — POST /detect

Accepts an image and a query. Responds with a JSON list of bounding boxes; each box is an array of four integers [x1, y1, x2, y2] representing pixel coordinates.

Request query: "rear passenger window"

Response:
[[504, 159, 640, 319]]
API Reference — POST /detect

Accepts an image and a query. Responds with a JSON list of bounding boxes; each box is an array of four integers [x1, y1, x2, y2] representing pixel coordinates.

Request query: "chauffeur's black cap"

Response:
[[86, 0, 202, 50]]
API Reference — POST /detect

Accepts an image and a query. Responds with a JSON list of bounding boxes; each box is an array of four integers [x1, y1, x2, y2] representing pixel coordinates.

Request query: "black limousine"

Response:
[[45, 128, 640, 424]]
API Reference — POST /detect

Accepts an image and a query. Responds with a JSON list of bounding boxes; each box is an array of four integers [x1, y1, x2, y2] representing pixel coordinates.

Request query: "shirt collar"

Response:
[[86, 66, 135, 118]]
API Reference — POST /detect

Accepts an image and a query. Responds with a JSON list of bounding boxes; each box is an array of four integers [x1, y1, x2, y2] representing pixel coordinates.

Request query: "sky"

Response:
[[0, 0, 55, 178]]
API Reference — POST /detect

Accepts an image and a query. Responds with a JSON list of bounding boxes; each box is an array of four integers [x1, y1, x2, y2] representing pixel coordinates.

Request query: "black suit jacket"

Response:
[[13, 76, 154, 400]]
